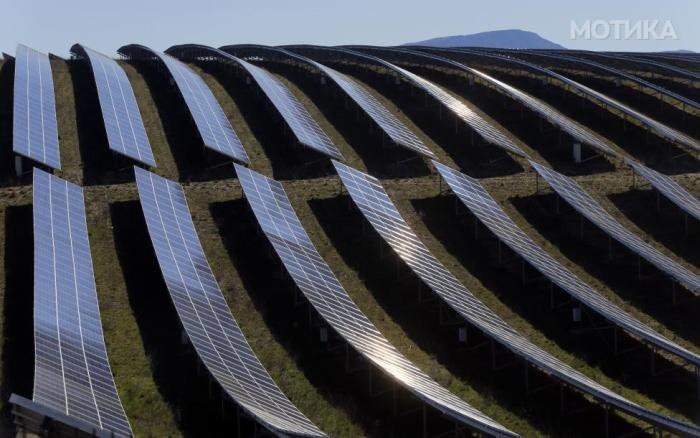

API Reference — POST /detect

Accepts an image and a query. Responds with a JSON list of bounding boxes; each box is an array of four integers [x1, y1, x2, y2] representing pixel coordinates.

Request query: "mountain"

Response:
[[405, 29, 566, 49]]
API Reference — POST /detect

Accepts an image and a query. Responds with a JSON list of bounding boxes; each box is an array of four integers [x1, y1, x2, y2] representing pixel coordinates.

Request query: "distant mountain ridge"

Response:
[[405, 29, 566, 49]]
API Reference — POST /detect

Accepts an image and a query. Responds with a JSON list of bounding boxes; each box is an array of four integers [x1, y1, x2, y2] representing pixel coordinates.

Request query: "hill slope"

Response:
[[405, 29, 566, 49]]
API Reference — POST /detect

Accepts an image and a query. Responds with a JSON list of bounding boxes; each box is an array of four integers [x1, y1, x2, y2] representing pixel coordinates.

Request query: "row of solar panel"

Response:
[[9, 43, 700, 434], [31, 162, 699, 437], [11, 42, 700, 300]]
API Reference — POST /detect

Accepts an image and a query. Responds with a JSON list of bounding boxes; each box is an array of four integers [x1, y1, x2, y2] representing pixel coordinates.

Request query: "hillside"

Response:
[[405, 29, 566, 49], [0, 46, 699, 437]]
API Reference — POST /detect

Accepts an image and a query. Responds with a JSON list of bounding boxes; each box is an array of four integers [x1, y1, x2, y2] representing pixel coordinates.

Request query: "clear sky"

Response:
[[1, 0, 698, 57]]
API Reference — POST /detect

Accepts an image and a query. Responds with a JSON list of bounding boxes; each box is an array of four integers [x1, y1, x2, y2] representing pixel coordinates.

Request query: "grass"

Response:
[[0, 53, 697, 437]]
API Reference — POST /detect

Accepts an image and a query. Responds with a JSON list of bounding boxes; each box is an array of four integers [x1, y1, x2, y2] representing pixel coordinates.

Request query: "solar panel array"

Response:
[[13, 44, 61, 169], [71, 44, 156, 166], [530, 161, 700, 295], [519, 51, 700, 110], [328, 47, 528, 158], [332, 160, 700, 437], [33, 168, 132, 436], [167, 45, 343, 160], [234, 163, 516, 438], [393, 48, 617, 156], [448, 48, 700, 153], [133, 167, 325, 437], [625, 158, 700, 221], [433, 161, 699, 367], [576, 52, 700, 82], [119, 45, 249, 163], [232, 46, 436, 158]]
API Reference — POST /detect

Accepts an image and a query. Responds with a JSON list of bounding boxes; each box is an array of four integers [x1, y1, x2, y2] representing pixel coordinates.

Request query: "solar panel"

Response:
[[234, 163, 515, 438], [32, 168, 131, 436], [321, 47, 528, 158], [70, 45, 156, 167], [522, 51, 700, 110], [166, 45, 343, 160], [433, 161, 699, 367], [118, 45, 249, 163], [391, 48, 617, 156], [530, 161, 700, 296], [13, 44, 61, 169], [625, 159, 700, 221], [223, 46, 435, 159], [446, 48, 700, 153], [332, 160, 700, 437], [133, 167, 325, 437]]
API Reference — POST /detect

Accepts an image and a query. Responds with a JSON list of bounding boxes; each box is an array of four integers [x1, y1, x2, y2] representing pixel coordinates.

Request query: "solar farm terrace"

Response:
[[0, 42, 698, 438]]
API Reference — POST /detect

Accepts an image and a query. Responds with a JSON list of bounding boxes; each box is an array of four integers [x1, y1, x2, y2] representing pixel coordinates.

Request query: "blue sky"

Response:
[[1, 0, 697, 57]]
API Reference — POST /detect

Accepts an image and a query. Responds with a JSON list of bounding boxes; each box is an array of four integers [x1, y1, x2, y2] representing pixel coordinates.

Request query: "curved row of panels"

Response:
[[20, 161, 700, 437], [4, 43, 700, 437]]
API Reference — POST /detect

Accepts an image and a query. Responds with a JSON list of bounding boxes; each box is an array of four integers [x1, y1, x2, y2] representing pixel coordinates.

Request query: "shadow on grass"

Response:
[[308, 194, 645, 437], [608, 189, 698, 267], [511, 193, 700, 346], [0, 60, 17, 186], [544, 65, 700, 140], [477, 68, 700, 174], [192, 60, 334, 180], [1, 206, 34, 432], [67, 60, 134, 186], [110, 201, 242, 437], [411, 194, 699, 420], [209, 199, 470, 438], [123, 60, 232, 182]]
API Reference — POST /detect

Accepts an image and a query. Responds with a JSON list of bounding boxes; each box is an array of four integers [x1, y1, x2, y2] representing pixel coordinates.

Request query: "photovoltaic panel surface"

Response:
[[13, 44, 61, 169], [167, 45, 343, 160], [119, 45, 248, 163], [332, 160, 700, 437], [530, 161, 700, 295], [625, 159, 700, 221], [448, 48, 700, 152], [224, 46, 435, 158], [71, 45, 155, 166], [326, 47, 528, 158], [33, 168, 131, 436], [234, 163, 516, 438], [133, 167, 325, 437], [392, 48, 617, 156], [434, 161, 699, 366]]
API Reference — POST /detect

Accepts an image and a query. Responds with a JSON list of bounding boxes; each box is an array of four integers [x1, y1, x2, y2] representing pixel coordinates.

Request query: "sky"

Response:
[[0, 0, 698, 57]]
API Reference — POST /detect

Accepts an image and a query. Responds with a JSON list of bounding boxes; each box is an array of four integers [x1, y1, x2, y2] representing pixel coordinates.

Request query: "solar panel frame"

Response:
[[33, 168, 132, 437], [166, 45, 343, 160], [117, 45, 249, 164], [13, 44, 61, 169], [223, 45, 436, 159], [332, 160, 700, 437], [133, 167, 325, 438], [316, 47, 528, 158], [443, 48, 700, 153], [234, 163, 517, 438], [433, 160, 699, 367], [530, 161, 700, 295], [70, 44, 156, 167]]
